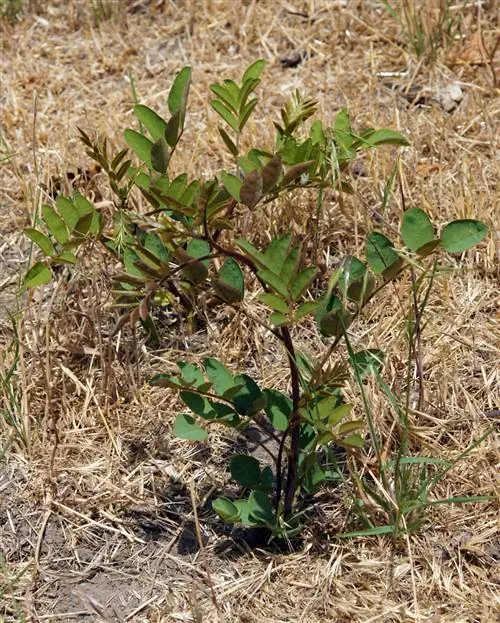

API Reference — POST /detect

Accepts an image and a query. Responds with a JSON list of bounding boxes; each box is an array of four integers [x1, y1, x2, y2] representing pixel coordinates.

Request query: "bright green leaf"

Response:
[[263, 388, 291, 431], [441, 219, 488, 253], [290, 266, 317, 301], [124, 129, 153, 168], [24, 228, 55, 256], [258, 293, 289, 314], [401, 207, 435, 252], [24, 262, 52, 288], [134, 104, 168, 141], [41, 205, 69, 244], [173, 413, 208, 441], [212, 497, 240, 523], [220, 171, 241, 201]]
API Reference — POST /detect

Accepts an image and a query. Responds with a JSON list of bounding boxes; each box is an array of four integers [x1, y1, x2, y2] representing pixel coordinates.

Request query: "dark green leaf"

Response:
[[215, 257, 244, 303], [168, 66, 191, 118], [24, 228, 55, 256], [180, 391, 216, 420], [144, 233, 169, 264], [365, 232, 400, 275], [263, 234, 292, 274], [173, 413, 207, 441], [247, 490, 274, 526], [230, 455, 262, 488], [165, 111, 181, 148], [232, 374, 264, 416], [219, 127, 238, 157], [441, 220, 488, 253], [401, 207, 435, 252], [151, 137, 170, 174]]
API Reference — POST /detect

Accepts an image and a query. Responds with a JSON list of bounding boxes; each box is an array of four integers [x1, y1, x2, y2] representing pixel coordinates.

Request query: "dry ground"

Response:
[[0, 1, 499, 621]]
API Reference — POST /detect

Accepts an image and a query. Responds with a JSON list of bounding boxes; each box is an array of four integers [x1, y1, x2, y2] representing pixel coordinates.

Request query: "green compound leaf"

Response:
[[441, 219, 488, 253], [173, 413, 208, 441], [401, 207, 435, 252]]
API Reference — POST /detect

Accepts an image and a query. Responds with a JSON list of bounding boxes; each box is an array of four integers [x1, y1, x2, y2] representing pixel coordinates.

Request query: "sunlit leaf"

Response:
[[441, 220, 488, 253]]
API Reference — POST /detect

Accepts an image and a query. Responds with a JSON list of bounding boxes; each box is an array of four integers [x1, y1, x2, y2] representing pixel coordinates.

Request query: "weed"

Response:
[[382, 0, 466, 62], [21, 62, 489, 540]]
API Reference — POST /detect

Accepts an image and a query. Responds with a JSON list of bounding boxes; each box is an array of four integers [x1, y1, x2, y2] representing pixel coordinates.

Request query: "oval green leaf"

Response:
[[173, 413, 208, 441], [401, 207, 435, 252], [441, 220, 488, 253]]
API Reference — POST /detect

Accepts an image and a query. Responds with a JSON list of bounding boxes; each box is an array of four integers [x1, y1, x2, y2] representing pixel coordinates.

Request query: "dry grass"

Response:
[[0, 1, 499, 621]]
